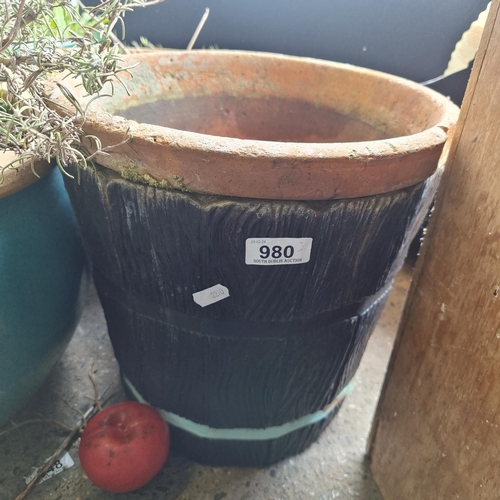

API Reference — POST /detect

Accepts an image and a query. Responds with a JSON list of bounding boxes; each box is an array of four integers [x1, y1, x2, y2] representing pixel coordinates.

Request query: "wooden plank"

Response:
[[369, 1, 500, 499]]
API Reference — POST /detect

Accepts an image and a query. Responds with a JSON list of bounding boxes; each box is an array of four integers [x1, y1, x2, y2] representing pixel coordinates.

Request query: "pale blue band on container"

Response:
[[123, 376, 354, 441]]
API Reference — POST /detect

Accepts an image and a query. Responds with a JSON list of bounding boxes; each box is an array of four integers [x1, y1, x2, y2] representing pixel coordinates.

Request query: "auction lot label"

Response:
[[245, 238, 313, 266]]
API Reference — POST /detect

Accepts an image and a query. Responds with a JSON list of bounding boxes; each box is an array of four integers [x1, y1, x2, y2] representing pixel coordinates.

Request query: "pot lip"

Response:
[[46, 49, 460, 200], [84, 49, 459, 158], [0, 152, 54, 199]]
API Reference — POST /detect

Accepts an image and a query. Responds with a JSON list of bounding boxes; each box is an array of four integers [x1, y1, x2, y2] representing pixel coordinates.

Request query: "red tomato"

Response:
[[79, 401, 170, 493]]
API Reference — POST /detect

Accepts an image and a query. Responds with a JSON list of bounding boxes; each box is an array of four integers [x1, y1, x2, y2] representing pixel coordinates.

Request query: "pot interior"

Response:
[[102, 50, 449, 146], [118, 95, 389, 143]]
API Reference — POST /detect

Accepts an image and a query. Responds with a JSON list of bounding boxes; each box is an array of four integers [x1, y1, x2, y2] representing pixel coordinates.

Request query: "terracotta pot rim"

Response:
[[46, 50, 459, 200], [82, 50, 457, 160], [0, 152, 54, 199], [85, 112, 449, 161]]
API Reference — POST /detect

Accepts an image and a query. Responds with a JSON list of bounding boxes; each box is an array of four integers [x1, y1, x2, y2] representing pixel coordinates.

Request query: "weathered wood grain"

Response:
[[370, 1, 500, 498], [65, 161, 439, 466]]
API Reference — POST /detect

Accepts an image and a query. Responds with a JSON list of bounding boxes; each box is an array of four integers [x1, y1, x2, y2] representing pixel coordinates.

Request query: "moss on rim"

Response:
[[120, 164, 188, 191]]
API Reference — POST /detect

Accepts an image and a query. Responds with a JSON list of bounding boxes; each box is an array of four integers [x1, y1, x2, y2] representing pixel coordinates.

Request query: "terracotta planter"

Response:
[[48, 50, 458, 466], [0, 154, 90, 426]]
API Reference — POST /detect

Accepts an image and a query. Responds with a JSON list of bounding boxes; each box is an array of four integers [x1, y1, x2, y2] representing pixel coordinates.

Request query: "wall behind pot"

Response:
[[99, 0, 490, 105]]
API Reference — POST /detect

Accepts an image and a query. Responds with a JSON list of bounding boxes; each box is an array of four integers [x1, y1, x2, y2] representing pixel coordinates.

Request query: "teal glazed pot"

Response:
[[0, 160, 89, 426]]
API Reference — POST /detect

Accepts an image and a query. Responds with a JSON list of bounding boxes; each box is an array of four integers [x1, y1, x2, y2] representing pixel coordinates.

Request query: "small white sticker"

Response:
[[193, 284, 230, 307], [24, 451, 75, 485], [245, 238, 313, 266]]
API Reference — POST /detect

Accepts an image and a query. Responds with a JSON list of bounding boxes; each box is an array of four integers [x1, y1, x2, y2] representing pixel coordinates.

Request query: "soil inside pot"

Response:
[[117, 95, 389, 143]]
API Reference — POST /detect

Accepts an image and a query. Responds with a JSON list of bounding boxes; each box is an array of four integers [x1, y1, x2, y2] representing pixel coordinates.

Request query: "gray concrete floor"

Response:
[[0, 264, 413, 500]]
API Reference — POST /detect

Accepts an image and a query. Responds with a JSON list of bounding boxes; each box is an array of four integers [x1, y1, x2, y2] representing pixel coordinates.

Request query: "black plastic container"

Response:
[[65, 163, 440, 466]]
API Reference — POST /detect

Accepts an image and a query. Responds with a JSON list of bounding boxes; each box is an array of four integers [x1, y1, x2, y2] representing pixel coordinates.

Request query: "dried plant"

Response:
[[0, 0, 162, 180]]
